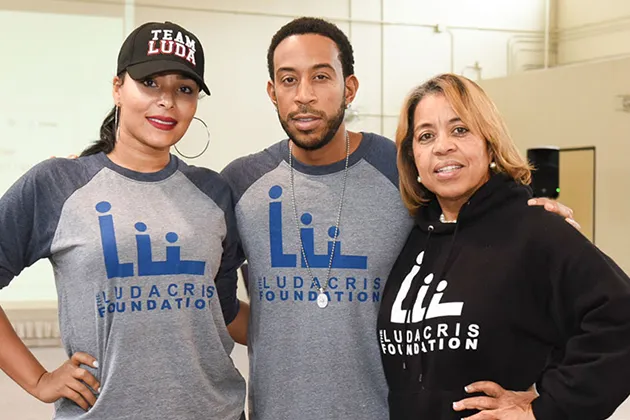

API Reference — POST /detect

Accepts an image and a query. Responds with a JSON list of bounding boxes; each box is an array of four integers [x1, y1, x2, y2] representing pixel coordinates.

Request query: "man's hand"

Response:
[[528, 198, 581, 230], [453, 381, 537, 420]]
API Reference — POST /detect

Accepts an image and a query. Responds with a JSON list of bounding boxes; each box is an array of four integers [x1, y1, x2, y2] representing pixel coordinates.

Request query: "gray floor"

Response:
[[2, 346, 630, 419]]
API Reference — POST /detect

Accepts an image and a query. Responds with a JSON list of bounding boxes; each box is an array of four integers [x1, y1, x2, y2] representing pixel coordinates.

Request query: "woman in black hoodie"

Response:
[[377, 73, 630, 420]]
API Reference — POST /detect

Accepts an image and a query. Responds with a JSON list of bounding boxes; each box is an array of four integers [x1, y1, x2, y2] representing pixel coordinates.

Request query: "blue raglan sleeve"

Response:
[[180, 164, 245, 325], [214, 184, 245, 325], [0, 160, 74, 288]]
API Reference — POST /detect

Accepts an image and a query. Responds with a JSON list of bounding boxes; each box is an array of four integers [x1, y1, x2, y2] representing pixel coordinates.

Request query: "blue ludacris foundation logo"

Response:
[[267, 185, 368, 269], [95, 201, 206, 278]]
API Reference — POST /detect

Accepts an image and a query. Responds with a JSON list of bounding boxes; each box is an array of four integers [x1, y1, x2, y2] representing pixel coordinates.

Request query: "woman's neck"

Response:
[[107, 138, 170, 173], [437, 197, 467, 222]]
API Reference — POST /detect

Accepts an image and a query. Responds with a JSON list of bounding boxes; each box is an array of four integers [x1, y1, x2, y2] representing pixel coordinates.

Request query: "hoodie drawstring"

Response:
[[403, 221, 461, 385]]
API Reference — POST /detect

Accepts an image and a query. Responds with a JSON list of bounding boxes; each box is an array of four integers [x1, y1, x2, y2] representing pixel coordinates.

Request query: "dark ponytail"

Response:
[[80, 106, 118, 157], [81, 74, 125, 157]]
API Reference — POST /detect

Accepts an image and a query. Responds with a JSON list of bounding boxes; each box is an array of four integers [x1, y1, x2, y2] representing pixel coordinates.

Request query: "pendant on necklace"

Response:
[[317, 292, 329, 309]]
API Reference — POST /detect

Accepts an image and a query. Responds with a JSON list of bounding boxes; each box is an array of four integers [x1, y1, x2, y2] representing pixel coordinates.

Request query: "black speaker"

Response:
[[527, 147, 559, 199]]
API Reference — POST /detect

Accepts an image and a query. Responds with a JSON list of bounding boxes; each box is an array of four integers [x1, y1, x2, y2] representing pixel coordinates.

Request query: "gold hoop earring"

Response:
[[174, 117, 210, 159]]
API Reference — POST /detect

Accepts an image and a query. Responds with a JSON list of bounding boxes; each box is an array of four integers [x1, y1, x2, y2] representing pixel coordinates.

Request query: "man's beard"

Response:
[[279, 100, 346, 151]]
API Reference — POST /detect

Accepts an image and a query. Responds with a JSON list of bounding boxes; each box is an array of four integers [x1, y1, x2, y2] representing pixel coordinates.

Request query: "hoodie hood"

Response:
[[415, 172, 533, 233], [402, 174, 533, 378]]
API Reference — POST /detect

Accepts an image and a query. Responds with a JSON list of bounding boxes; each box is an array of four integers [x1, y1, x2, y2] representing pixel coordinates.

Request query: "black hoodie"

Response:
[[377, 173, 630, 420]]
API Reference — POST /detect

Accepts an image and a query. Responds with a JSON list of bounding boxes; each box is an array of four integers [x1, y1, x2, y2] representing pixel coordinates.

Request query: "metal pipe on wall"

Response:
[[511, 40, 543, 73], [347, 0, 352, 41], [445, 28, 455, 73], [506, 35, 543, 74], [556, 52, 630, 67], [554, 14, 630, 44], [557, 22, 630, 42], [514, 47, 561, 74], [543, 0, 550, 68], [557, 15, 630, 35], [124, 0, 135, 36], [380, 0, 385, 135], [444, 24, 539, 35], [461, 62, 482, 81], [509, 41, 556, 74]]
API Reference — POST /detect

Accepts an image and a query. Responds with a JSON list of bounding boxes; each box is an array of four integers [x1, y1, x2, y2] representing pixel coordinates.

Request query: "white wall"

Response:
[[0, 8, 123, 306], [556, 0, 630, 65], [0, 0, 547, 304]]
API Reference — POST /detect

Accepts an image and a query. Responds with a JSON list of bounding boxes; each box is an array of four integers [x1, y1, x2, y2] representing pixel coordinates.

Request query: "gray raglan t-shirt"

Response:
[[0, 152, 246, 419], [221, 133, 414, 420]]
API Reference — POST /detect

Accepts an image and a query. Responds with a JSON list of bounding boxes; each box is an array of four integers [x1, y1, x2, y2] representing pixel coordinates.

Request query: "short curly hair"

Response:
[[267, 17, 355, 80]]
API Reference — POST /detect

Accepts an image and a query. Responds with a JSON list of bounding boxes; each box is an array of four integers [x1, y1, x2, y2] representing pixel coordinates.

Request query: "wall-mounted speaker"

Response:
[[527, 147, 559, 199]]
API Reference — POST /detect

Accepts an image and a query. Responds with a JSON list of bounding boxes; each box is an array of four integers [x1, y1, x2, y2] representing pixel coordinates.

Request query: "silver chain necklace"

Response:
[[288, 131, 350, 309]]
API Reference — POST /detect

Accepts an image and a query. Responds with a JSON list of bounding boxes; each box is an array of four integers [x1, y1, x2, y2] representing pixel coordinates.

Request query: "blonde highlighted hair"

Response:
[[396, 73, 532, 216]]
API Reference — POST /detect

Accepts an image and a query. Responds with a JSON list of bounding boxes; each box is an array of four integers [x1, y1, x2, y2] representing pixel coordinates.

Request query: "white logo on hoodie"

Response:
[[390, 251, 464, 323]]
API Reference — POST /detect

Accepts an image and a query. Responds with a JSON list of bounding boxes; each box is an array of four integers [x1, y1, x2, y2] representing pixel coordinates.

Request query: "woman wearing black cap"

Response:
[[0, 21, 248, 419]]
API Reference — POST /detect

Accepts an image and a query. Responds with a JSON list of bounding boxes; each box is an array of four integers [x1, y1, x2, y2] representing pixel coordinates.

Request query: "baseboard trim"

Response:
[[4, 306, 61, 347]]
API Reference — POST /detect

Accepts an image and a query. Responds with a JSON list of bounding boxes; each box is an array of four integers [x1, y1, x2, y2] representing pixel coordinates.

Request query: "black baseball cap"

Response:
[[117, 21, 210, 95]]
